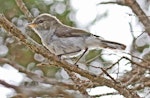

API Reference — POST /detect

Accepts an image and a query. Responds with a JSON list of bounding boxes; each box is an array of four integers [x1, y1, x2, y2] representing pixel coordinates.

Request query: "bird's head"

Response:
[[28, 13, 60, 30]]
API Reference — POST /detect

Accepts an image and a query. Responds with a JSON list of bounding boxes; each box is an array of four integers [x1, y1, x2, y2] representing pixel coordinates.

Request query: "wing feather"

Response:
[[55, 25, 93, 37]]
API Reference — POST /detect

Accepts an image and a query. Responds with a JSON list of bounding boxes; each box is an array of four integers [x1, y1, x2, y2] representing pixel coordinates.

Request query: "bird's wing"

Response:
[[55, 26, 93, 37]]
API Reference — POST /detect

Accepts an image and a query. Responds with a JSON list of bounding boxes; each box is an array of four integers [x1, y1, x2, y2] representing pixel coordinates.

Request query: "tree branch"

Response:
[[15, 0, 33, 22], [125, 0, 150, 36]]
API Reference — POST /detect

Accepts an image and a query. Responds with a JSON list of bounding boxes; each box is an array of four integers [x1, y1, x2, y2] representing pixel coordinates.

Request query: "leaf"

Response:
[[85, 49, 102, 63]]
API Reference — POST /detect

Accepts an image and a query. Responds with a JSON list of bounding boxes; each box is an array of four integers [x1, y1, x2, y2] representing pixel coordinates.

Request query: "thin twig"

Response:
[[99, 56, 124, 76], [100, 67, 118, 84], [91, 92, 119, 97], [122, 56, 150, 69], [0, 80, 18, 90], [15, 0, 33, 21], [97, 1, 126, 6], [128, 21, 136, 39]]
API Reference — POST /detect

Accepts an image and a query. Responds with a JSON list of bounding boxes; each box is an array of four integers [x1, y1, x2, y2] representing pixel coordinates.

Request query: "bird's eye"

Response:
[[38, 20, 44, 23]]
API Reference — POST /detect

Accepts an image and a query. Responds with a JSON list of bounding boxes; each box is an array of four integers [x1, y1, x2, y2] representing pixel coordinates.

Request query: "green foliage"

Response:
[[0, 0, 34, 18], [85, 49, 102, 63], [8, 44, 35, 66]]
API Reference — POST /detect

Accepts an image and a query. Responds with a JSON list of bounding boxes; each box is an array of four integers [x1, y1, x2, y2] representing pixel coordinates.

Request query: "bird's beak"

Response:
[[28, 23, 37, 28]]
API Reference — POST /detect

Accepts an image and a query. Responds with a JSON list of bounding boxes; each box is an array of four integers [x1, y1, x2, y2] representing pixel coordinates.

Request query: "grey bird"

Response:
[[28, 13, 126, 61]]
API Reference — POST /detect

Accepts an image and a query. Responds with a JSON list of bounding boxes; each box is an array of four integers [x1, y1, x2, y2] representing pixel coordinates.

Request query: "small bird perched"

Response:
[[28, 13, 126, 60]]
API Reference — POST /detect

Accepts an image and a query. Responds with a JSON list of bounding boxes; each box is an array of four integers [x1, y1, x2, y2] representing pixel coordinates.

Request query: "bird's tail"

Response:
[[100, 39, 126, 50]]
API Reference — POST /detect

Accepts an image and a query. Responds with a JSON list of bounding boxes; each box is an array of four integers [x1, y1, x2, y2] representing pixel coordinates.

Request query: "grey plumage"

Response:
[[28, 13, 126, 56]]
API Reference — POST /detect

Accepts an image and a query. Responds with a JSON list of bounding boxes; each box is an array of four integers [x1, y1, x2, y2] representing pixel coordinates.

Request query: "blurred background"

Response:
[[0, 0, 150, 98]]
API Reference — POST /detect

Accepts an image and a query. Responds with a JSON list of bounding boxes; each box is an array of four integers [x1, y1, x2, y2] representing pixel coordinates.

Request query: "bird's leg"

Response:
[[58, 49, 81, 57], [57, 49, 82, 61], [74, 48, 88, 65], [57, 48, 88, 65]]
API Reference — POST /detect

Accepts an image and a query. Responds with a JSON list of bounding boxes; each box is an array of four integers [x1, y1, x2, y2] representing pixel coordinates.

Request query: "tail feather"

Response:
[[101, 40, 126, 50]]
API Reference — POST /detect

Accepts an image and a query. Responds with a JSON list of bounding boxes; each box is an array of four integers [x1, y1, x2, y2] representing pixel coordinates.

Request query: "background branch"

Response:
[[0, 57, 75, 89], [15, 0, 33, 21], [125, 0, 150, 35]]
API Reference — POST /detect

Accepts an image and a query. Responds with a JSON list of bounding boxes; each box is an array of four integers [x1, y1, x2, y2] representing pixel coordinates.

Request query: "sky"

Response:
[[71, 0, 143, 46], [0, 0, 146, 98]]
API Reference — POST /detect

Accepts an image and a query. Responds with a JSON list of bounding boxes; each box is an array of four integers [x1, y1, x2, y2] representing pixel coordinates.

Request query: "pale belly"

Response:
[[43, 37, 86, 56]]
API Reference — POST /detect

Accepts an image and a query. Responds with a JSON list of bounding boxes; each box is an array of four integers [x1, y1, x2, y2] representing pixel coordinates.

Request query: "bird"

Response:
[[28, 13, 126, 63]]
